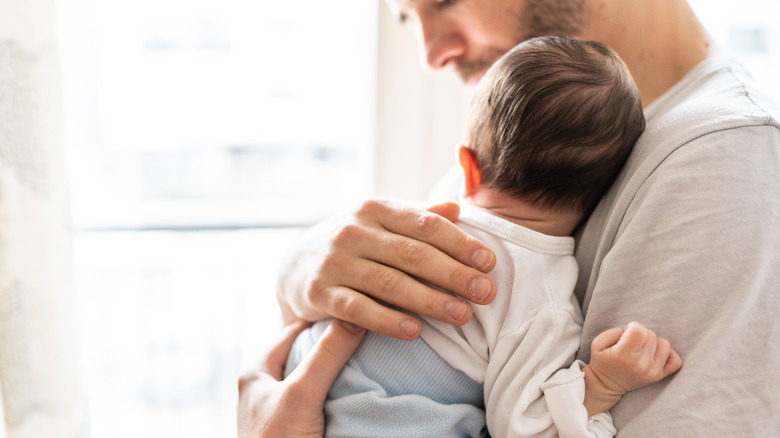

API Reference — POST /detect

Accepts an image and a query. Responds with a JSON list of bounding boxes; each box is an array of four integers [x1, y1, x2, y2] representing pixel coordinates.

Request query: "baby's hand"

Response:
[[582, 322, 682, 415]]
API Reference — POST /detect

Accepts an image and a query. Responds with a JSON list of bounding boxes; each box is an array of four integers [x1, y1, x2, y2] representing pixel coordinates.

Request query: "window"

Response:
[[62, 0, 376, 230], [59, 1, 377, 436], [690, 0, 780, 100]]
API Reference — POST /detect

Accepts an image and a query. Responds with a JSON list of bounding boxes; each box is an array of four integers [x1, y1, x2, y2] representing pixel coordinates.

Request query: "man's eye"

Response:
[[436, 0, 455, 6]]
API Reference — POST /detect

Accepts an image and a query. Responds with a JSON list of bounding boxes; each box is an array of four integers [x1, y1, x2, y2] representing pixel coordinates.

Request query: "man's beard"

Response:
[[455, 0, 584, 83], [455, 47, 508, 83]]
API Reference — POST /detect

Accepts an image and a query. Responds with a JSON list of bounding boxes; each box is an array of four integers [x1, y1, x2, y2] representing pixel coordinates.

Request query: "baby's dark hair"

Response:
[[466, 36, 645, 215]]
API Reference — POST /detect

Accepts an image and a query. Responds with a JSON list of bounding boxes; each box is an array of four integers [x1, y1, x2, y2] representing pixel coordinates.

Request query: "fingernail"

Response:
[[401, 319, 420, 338], [470, 277, 492, 302], [446, 301, 469, 321], [338, 320, 365, 335], [472, 249, 492, 270]]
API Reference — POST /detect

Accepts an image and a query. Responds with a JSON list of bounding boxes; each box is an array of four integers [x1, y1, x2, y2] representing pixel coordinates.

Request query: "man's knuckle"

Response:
[[397, 240, 425, 265], [306, 273, 331, 304], [305, 283, 323, 308], [448, 265, 467, 286], [381, 272, 402, 294], [357, 264, 375, 284], [451, 230, 473, 254], [237, 371, 257, 392], [333, 291, 362, 320], [356, 199, 383, 217], [333, 223, 362, 247], [362, 264, 401, 294], [414, 211, 441, 236], [318, 251, 343, 277]]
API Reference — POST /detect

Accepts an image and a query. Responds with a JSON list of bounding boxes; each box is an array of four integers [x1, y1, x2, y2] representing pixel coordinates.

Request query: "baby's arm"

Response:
[[582, 321, 683, 416]]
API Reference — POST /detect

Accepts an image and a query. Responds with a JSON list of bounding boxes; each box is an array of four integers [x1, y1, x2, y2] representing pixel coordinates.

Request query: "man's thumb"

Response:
[[287, 319, 366, 402]]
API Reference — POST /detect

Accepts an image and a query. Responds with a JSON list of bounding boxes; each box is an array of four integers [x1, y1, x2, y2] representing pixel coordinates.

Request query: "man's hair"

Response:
[[466, 36, 645, 215]]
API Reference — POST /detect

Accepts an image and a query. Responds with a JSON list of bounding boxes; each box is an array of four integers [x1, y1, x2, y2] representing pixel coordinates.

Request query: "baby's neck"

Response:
[[466, 189, 582, 237]]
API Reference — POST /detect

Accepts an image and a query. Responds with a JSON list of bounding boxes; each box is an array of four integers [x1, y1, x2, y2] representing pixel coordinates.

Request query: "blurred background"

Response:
[[1, 0, 778, 437]]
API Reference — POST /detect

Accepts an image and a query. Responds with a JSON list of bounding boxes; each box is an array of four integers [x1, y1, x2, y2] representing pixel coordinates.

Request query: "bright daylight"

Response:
[[1, 0, 779, 437]]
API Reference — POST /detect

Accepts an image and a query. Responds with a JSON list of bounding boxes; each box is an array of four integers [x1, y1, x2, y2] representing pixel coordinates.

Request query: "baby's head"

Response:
[[462, 36, 645, 217]]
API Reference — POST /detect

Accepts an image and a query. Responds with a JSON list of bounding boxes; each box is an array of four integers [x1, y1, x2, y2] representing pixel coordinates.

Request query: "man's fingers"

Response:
[[426, 201, 461, 222], [293, 199, 494, 340], [259, 321, 312, 380], [238, 321, 311, 399], [319, 255, 476, 334], [314, 285, 428, 340], [362, 199, 497, 273], [312, 199, 494, 335], [362, 231, 497, 305], [331, 218, 497, 307], [287, 319, 366, 403]]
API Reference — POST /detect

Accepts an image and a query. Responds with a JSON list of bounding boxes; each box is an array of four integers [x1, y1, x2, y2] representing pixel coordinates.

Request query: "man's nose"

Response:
[[418, 18, 466, 70]]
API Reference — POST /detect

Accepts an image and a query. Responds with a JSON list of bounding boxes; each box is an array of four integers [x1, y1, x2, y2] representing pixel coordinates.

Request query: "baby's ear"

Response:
[[458, 146, 481, 198]]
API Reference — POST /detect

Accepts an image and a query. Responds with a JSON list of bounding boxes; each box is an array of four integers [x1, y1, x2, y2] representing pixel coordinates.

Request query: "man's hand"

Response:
[[237, 319, 366, 438], [582, 322, 683, 416], [277, 200, 497, 340]]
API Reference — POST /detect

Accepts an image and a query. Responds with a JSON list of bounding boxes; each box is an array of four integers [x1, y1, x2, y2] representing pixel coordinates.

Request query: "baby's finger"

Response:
[[591, 327, 625, 353], [648, 338, 672, 378], [663, 347, 683, 377], [619, 321, 653, 354]]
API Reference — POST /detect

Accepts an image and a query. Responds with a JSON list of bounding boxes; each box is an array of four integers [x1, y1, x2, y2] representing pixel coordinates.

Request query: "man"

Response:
[[239, 0, 780, 436]]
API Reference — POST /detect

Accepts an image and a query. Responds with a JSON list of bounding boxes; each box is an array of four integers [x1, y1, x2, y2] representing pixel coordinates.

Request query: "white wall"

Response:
[[373, 2, 473, 201]]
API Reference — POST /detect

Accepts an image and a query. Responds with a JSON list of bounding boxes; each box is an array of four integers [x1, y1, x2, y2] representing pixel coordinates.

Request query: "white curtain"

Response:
[[0, 0, 87, 436]]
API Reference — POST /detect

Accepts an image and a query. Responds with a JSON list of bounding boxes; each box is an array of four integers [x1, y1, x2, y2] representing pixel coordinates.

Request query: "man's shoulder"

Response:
[[575, 59, 780, 298], [644, 57, 780, 153], [620, 58, 780, 201]]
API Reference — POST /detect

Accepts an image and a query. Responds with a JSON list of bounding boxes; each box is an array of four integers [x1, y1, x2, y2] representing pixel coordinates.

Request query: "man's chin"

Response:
[[466, 71, 486, 85]]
